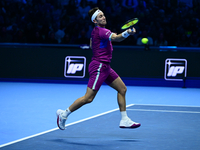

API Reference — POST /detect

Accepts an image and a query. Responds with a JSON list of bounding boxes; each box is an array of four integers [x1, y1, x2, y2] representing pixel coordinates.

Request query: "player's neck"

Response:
[[97, 24, 105, 28]]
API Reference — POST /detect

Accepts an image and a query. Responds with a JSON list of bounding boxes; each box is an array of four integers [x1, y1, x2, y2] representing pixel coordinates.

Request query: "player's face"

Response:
[[95, 12, 107, 27]]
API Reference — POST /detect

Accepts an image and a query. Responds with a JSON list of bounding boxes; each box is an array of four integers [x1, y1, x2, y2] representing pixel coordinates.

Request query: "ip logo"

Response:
[[64, 56, 86, 78], [164, 58, 187, 81]]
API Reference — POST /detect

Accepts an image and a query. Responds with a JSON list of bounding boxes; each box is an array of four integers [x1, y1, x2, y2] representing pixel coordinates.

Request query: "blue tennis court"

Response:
[[0, 82, 200, 149]]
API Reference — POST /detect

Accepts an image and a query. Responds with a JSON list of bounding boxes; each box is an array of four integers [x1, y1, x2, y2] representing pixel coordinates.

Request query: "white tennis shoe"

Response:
[[56, 109, 67, 130], [119, 118, 141, 128]]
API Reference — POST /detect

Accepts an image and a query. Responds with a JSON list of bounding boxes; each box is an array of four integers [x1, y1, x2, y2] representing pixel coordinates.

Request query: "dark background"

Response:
[[0, 46, 200, 84]]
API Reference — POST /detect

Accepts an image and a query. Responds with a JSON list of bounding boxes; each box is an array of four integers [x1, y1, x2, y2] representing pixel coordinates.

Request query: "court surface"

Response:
[[0, 82, 200, 149]]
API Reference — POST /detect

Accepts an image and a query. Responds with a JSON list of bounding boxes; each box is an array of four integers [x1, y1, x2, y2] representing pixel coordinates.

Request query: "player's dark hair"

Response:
[[88, 7, 99, 20]]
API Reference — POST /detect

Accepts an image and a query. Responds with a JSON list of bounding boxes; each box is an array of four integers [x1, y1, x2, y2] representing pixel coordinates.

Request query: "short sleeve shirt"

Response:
[[91, 26, 113, 63]]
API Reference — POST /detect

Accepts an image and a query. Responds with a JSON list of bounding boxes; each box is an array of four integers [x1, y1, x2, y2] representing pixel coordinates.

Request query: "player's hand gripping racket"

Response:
[[121, 18, 139, 31]]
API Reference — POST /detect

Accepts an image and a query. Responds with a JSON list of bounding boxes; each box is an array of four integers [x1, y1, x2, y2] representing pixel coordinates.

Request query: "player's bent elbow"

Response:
[[111, 34, 120, 42], [111, 37, 122, 42], [111, 34, 125, 42]]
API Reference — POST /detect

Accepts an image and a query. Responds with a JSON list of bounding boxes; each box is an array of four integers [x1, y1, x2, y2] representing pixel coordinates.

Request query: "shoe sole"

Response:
[[120, 123, 141, 129], [57, 113, 65, 130]]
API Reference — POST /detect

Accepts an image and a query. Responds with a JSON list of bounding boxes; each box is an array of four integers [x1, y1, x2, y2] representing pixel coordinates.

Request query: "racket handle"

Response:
[[131, 28, 136, 32]]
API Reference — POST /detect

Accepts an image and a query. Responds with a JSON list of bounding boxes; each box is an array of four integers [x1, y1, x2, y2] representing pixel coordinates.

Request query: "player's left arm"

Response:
[[110, 27, 136, 42]]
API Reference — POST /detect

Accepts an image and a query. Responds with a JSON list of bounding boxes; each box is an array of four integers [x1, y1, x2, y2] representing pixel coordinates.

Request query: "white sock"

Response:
[[62, 108, 71, 118], [121, 111, 129, 120]]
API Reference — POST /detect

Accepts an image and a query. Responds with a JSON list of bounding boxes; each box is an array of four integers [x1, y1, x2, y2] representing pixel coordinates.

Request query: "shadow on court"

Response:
[[1, 105, 200, 150]]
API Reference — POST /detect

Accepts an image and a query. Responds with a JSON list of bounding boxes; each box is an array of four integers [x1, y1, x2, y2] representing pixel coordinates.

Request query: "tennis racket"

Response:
[[121, 18, 139, 30]]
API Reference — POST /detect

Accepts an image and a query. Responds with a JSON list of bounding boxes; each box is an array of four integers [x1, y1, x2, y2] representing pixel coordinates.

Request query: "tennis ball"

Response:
[[141, 38, 148, 44]]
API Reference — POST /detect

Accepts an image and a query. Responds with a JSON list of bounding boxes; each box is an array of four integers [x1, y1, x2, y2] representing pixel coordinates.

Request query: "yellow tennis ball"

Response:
[[141, 38, 148, 44]]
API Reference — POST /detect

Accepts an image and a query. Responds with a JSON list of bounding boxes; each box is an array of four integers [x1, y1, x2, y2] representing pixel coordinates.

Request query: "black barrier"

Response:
[[0, 44, 200, 88]]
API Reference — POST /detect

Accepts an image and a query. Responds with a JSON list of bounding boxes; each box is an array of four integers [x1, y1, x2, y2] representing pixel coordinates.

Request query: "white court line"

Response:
[[128, 104, 200, 113], [133, 103, 200, 108], [0, 104, 134, 148], [127, 109, 200, 114]]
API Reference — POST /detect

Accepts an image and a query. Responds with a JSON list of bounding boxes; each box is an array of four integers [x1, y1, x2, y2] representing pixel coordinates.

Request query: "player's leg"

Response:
[[109, 77, 141, 128], [57, 87, 98, 130], [109, 77, 127, 111], [57, 60, 107, 130], [106, 69, 141, 128], [69, 87, 98, 112]]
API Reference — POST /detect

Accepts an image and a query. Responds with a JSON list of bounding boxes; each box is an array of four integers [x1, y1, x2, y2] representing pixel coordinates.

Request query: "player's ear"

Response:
[[93, 19, 97, 24]]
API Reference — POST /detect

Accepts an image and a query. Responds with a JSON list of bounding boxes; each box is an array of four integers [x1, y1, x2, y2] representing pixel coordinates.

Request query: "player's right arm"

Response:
[[110, 28, 136, 42], [110, 33, 126, 42]]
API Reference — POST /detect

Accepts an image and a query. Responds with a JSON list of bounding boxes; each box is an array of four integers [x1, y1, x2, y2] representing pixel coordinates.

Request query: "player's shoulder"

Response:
[[92, 26, 112, 39], [97, 27, 111, 35], [100, 26, 110, 31]]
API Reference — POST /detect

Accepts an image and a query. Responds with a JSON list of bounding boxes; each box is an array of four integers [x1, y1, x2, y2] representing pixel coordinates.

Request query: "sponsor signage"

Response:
[[164, 58, 187, 81], [64, 56, 86, 78]]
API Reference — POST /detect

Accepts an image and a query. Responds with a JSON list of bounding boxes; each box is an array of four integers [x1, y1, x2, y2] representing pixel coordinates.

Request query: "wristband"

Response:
[[122, 30, 130, 38]]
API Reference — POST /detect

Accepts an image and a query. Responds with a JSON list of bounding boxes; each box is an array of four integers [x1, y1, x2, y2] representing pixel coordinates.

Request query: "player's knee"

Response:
[[86, 97, 94, 103], [119, 86, 127, 95], [83, 96, 94, 104]]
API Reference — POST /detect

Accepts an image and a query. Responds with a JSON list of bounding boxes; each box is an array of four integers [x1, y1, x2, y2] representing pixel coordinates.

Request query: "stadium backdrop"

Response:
[[0, 44, 199, 88]]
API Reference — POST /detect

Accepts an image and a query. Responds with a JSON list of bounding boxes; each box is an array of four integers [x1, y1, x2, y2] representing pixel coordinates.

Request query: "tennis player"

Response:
[[57, 7, 141, 130]]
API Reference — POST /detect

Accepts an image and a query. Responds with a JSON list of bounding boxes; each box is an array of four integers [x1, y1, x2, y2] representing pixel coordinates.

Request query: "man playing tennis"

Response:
[[57, 7, 141, 130]]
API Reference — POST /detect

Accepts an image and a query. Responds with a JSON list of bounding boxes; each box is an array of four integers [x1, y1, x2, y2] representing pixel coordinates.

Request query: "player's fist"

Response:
[[127, 27, 136, 35]]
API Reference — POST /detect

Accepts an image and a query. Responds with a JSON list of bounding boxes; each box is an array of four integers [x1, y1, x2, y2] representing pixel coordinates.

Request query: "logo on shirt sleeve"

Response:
[[106, 31, 111, 36]]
